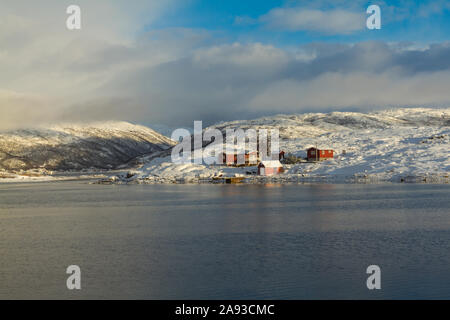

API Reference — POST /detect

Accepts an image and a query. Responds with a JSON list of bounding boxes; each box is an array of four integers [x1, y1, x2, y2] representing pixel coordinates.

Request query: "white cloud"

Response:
[[260, 8, 365, 34], [1, 1, 450, 130], [0, 0, 181, 130], [233, 16, 258, 26], [246, 71, 450, 112], [193, 43, 289, 68], [417, 0, 450, 17]]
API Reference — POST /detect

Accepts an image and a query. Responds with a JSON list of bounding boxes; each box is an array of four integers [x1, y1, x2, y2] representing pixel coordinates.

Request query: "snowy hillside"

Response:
[[111, 108, 449, 184], [0, 121, 175, 174], [209, 108, 450, 139]]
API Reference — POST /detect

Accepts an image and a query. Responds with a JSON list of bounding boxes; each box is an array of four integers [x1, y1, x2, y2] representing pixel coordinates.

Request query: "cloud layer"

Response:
[[260, 8, 365, 34], [97, 40, 450, 127], [0, 1, 450, 130]]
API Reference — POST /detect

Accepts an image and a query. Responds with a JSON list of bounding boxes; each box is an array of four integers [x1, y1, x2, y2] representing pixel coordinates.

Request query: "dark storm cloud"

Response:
[[91, 40, 450, 127]]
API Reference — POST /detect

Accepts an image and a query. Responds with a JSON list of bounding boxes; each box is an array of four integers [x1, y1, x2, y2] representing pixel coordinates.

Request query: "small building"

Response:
[[307, 148, 334, 161], [219, 151, 258, 166], [258, 160, 284, 176], [245, 151, 258, 165], [221, 152, 237, 166]]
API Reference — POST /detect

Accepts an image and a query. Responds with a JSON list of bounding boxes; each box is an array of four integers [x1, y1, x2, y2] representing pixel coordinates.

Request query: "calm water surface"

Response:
[[0, 182, 449, 299]]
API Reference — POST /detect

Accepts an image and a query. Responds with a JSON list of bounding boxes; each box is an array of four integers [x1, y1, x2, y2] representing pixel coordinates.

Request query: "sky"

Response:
[[0, 0, 450, 130]]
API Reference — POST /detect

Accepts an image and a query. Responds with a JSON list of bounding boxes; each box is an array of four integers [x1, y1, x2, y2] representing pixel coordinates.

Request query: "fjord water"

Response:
[[0, 182, 449, 299]]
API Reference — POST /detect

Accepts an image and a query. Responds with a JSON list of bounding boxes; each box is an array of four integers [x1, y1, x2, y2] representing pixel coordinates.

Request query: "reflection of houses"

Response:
[[258, 160, 284, 176], [219, 151, 258, 166], [307, 148, 334, 161]]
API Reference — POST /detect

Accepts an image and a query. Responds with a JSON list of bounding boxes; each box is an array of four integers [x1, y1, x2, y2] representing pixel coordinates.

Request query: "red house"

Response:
[[219, 151, 258, 166], [258, 160, 284, 176], [307, 148, 334, 161]]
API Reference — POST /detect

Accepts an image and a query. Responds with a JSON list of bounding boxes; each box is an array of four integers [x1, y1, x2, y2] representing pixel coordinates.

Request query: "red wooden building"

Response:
[[219, 151, 258, 166], [307, 148, 334, 161], [257, 160, 284, 176]]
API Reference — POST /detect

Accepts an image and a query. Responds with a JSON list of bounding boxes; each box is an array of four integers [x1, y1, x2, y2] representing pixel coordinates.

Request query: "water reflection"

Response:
[[0, 182, 449, 299]]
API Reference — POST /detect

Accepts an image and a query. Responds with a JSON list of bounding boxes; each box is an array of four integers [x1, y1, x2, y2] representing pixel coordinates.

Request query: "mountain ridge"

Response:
[[0, 121, 176, 172], [207, 108, 450, 139]]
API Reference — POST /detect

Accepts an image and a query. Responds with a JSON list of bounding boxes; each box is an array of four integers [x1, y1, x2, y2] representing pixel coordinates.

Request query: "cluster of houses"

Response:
[[217, 147, 334, 176]]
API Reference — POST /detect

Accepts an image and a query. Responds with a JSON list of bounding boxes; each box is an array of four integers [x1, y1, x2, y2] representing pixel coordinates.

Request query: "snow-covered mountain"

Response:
[[1, 108, 448, 183], [0, 121, 175, 172], [209, 108, 450, 139], [112, 108, 449, 184]]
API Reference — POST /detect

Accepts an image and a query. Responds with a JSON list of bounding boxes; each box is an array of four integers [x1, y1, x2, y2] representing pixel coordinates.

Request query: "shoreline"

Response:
[[95, 174, 449, 185], [2, 172, 444, 185]]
